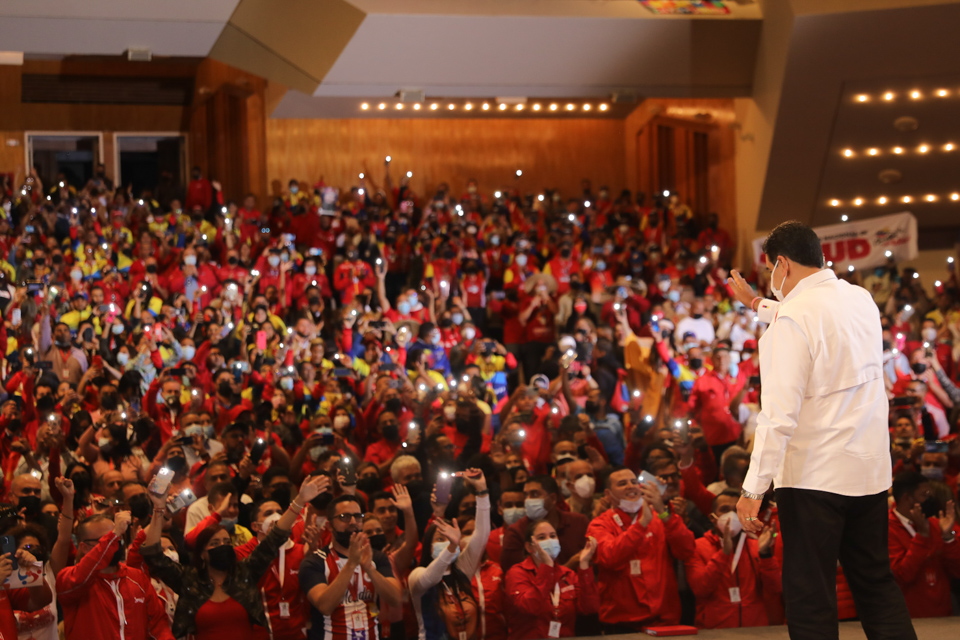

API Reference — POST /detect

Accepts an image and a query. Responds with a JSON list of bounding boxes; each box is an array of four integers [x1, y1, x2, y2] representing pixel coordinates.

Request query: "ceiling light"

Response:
[[857, 94, 868, 102], [464, 103, 473, 111], [516, 104, 524, 111], [843, 149, 854, 157], [448, 104, 455, 110], [361, 103, 369, 110], [378, 103, 386, 110], [599, 104, 609, 111], [550, 104, 558, 111], [538, 194, 544, 202], [952, 193, 960, 201], [515, 170, 522, 177], [413, 103, 421, 110], [910, 90, 921, 99], [482, 103, 490, 111], [938, 89, 949, 97], [430, 103, 438, 110], [533, 104, 541, 111], [566, 103, 575, 111], [853, 198, 863, 206], [868, 148, 879, 156], [893, 147, 903, 154], [903, 195, 912, 203], [829, 199, 840, 206], [926, 194, 937, 202], [395, 103, 403, 110], [884, 92, 895, 101], [918, 144, 929, 153], [945, 143, 955, 151], [499, 103, 507, 111], [878, 196, 888, 205], [583, 104, 591, 111], [841, 214, 849, 222]]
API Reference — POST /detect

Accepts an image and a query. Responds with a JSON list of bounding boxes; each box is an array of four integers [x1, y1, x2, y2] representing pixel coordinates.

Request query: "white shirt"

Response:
[[743, 270, 892, 497], [675, 315, 715, 345]]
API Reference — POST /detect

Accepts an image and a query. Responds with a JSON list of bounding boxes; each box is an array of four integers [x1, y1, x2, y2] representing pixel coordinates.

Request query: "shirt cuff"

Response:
[[756, 299, 778, 325]]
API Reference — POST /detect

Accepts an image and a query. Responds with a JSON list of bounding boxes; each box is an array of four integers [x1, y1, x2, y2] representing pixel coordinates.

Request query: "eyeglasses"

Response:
[[657, 473, 681, 482], [334, 512, 364, 523]]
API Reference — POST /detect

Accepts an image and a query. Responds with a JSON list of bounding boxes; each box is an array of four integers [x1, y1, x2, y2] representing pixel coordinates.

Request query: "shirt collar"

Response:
[[781, 268, 836, 304], [892, 508, 916, 537]]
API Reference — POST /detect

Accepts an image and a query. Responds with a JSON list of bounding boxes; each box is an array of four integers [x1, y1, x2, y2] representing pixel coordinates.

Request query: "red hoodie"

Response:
[[587, 507, 695, 627], [684, 530, 781, 629], [888, 508, 960, 617]]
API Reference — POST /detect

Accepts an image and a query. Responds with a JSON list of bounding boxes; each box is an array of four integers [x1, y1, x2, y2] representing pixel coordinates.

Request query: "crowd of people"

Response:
[[0, 160, 955, 640]]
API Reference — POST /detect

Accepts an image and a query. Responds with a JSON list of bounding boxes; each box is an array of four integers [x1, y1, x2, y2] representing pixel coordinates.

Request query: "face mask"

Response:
[[443, 406, 456, 421], [218, 381, 234, 397], [368, 533, 388, 551], [595, 261, 606, 272], [163, 549, 180, 564], [525, 498, 548, 520], [305, 265, 317, 275], [259, 512, 282, 536], [289, 186, 299, 194], [490, 236, 500, 246], [515, 254, 528, 267], [574, 301, 588, 315], [911, 363, 927, 375], [451, 313, 464, 326], [98, 436, 113, 450], [573, 476, 596, 499], [560, 481, 572, 498], [619, 497, 644, 514], [112, 323, 126, 336], [667, 290, 680, 303], [397, 301, 411, 315], [280, 377, 294, 391], [920, 467, 944, 481], [688, 358, 703, 371], [717, 511, 742, 536], [70, 269, 83, 282], [381, 423, 400, 442], [770, 260, 786, 301], [164, 395, 181, 410], [357, 476, 382, 495], [537, 538, 561, 560], [729, 362, 739, 378], [207, 544, 236, 571], [334, 530, 354, 548], [182, 345, 196, 361], [463, 327, 476, 341], [503, 506, 525, 525], [432, 541, 460, 561], [922, 328, 937, 342], [333, 415, 351, 431], [165, 456, 187, 474], [920, 497, 940, 519], [184, 255, 197, 266], [430, 332, 441, 346], [268, 256, 280, 268]]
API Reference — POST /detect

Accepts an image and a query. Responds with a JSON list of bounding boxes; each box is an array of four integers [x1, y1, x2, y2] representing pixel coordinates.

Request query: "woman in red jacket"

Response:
[[503, 520, 599, 639]]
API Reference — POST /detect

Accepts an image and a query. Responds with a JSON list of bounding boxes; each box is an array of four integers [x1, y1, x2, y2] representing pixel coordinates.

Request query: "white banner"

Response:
[[3, 561, 44, 589], [753, 212, 918, 270]]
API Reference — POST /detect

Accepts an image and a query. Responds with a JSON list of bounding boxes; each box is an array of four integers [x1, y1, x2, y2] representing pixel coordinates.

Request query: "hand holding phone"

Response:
[[338, 457, 357, 486], [250, 438, 269, 465], [149, 468, 174, 495]]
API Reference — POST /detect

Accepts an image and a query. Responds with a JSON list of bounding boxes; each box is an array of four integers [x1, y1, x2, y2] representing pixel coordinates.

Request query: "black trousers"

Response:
[[776, 488, 916, 640]]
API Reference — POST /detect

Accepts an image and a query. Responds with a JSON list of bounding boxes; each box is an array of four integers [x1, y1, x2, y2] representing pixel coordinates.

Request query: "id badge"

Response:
[[548, 620, 562, 638], [278, 601, 290, 618], [630, 559, 641, 575], [729, 587, 741, 603], [351, 612, 367, 629]]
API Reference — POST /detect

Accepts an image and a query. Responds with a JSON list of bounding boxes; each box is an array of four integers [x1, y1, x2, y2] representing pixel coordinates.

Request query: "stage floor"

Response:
[[584, 618, 956, 639]]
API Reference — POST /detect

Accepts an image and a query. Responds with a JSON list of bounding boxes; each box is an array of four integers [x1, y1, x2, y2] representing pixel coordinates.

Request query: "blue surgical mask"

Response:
[[537, 538, 561, 560], [516, 254, 528, 268], [595, 261, 606, 272], [729, 362, 739, 378], [430, 332, 441, 346], [280, 377, 294, 391], [451, 313, 464, 326], [397, 301, 411, 315], [503, 506, 525, 526], [432, 541, 460, 561], [289, 186, 299, 195], [525, 498, 548, 520], [117, 352, 129, 366], [220, 517, 237, 532], [667, 290, 680, 303]]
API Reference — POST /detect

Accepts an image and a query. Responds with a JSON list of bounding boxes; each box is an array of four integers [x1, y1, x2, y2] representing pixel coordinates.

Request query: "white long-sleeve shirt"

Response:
[[743, 270, 892, 497]]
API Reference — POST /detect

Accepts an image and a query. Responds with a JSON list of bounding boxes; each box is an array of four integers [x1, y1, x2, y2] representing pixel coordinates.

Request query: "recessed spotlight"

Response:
[[566, 103, 575, 111], [499, 103, 507, 111], [938, 89, 949, 97], [843, 149, 854, 157], [378, 103, 386, 110], [903, 195, 912, 203], [465, 103, 473, 111], [853, 198, 863, 206], [515, 169, 522, 177], [857, 94, 868, 102], [516, 104, 524, 111], [910, 90, 921, 99], [361, 103, 369, 110], [538, 194, 544, 202], [829, 199, 840, 206], [884, 92, 895, 101], [841, 214, 849, 222], [868, 148, 879, 156], [878, 196, 888, 205], [395, 103, 403, 110], [550, 103, 558, 111], [430, 103, 438, 110], [448, 104, 455, 110], [599, 104, 609, 111], [413, 103, 421, 111], [926, 194, 937, 202], [952, 193, 960, 201], [918, 144, 929, 153], [533, 104, 541, 111], [893, 147, 903, 154], [482, 103, 490, 111], [945, 143, 955, 151], [583, 104, 591, 111]]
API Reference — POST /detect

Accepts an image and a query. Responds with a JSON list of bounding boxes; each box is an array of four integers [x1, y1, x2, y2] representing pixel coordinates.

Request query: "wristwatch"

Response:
[[740, 488, 764, 501]]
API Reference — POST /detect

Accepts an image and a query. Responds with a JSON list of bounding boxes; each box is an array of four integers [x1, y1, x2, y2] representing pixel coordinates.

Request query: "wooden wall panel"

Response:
[[265, 118, 626, 200]]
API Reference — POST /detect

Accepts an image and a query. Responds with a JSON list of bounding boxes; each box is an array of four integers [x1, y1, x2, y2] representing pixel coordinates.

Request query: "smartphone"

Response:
[[406, 422, 418, 445], [333, 367, 352, 378], [338, 457, 357, 486], [25, 281, 44, 295], [167, 488, 198, 513], [637, 470, 667, 496], [149, 467, 174, 495], [435, 471, 453, 505], [10, 309, 20, 327], [925, 440, 949, 454], [380, 362, 397, 372], [220, 323, 234, 339], [25, 225, 34, 234], [256, 331, 267, 351], [317, 428, 335, 445], [250, 438, 269, 465], [892, 396, 915, 407], [748, 375, 761, 386], [36, 361, 53, 370], [0, 535, 18, 571]]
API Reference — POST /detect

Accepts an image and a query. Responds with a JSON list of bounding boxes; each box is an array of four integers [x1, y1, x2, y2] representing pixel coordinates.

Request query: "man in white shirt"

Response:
[[727, 221, 915, 640], [674, 300, 715, 346]]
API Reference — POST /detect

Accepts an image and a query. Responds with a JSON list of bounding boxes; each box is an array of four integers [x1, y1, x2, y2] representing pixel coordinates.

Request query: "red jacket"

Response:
[[332, 260, 376, 305], [687, 370, 744, 446], [684, 530, 781, 629], [486, 526, 505, 565], [470, 559, 506, 640], [888, 508, 960, 617], [504, 557, 598, 640], [587, 507, 695, 626], [237, 540, 310, 640], [56, 531, 174, 640]]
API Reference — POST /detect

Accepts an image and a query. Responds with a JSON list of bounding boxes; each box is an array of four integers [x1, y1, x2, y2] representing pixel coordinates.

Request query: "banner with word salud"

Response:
[[753, 212, 918, 270]]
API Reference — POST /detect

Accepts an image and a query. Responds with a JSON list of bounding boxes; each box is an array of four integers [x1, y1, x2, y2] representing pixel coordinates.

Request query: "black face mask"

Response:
[[333, 530, 355, 549], [692, 314, 703, 320], [6, 418, 22, 433], [356, 476, 382, 495], [368, 533, 387, 552], [403, 480, 426, 497], [268, 482, 293, 510], [218, 381, 234, 398], [164, 396, 181, 411], [688, 358, 703, 371], [920, 497, 940, 519], [384, 398, 403, 415], [18, 495, 41, 517], [585, 400, 600, 415], [165, 456, 187, 475], [438, 318, 452, 329], [146, 264, 157, 274], [911, 363, 927, 375], [100, 393, 119, 412], [381, 423, 400, 442], [560, 248, 571, 258], [207, 544, 236, 572]]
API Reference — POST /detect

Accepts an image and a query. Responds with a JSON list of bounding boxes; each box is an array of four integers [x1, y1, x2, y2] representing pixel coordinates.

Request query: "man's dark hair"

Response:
[[713, 488, 742, 510], [326, 493, 365, 519], [601, 465, 629, 490], [762, 221, 824, 268], [208, 481, 235, 504], [369, 491, 394, 508], [648, 457, 678, 475], [892, 471, 928, 503], [525, 475, 559, 497]]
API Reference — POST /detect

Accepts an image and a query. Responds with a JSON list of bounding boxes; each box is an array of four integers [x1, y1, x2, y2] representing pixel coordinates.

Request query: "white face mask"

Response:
[[443, 406, 456, 421], [163, 549, 180, 563], [183, 255, 197, 266], [305, 265, 317, 276], [573, 475, 596, 499], [117, 352, 129, 365], [70, 269, 83, 282], [619, 497, 644, 514], [502, 506, 525, 526], [922, 328, 937, 342], [717, 510, 742, 537], [463, 327, 476, 341], [259, 512, 282, 536], [769, 260, 786, 301]]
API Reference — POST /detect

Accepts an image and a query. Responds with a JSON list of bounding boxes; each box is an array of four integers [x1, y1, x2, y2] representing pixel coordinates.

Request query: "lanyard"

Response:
[[730, 534, 746, 573], [475, 569, 486, 640], [441, 581, 468, 635], [549, 581, 560, 614], [272, 545, 287, 589]]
